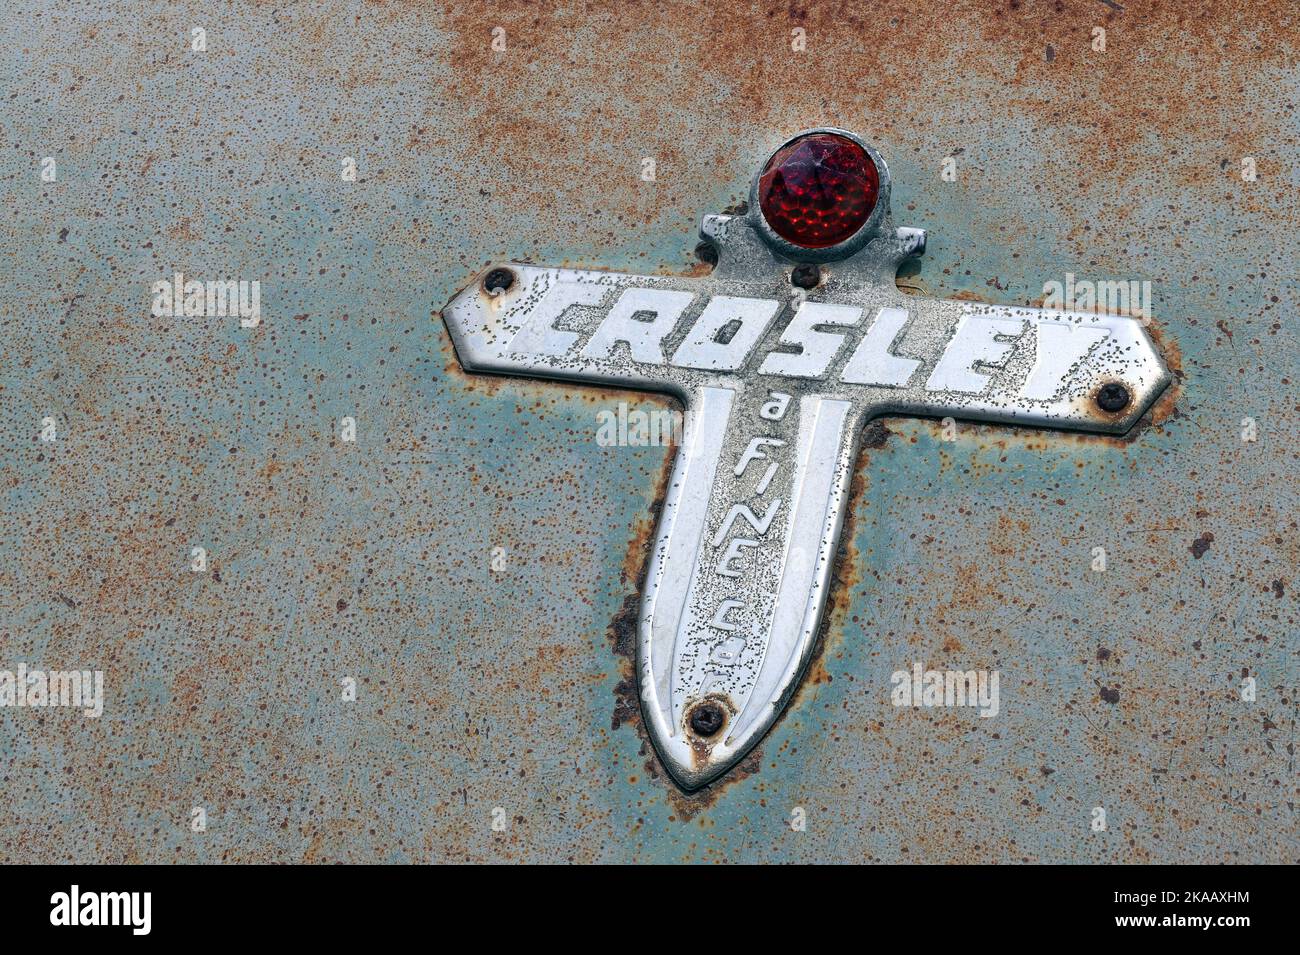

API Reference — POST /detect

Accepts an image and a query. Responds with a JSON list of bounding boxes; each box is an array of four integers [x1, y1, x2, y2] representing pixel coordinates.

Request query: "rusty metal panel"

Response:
[[0, 0, 1295, 863]]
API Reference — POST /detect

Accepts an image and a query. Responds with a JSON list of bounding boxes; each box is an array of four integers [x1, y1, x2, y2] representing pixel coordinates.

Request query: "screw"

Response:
[[1095, 383, 1131, 413], [694, 241, 718, 269], [790, 264, 820, 289], [483, 268, 515, 295], [688, 702, 725, 737]]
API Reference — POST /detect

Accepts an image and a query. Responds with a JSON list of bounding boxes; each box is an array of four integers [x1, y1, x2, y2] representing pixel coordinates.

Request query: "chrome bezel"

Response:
[[747, 126, 892, 264]]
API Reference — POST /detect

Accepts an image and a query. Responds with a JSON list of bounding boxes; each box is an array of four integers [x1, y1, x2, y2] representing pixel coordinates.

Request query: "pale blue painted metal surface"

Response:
[[0, 1, 1296, 862]]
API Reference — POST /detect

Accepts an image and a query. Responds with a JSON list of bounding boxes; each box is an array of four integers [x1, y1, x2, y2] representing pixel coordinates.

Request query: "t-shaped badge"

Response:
[[440, 128, 1170, 790]]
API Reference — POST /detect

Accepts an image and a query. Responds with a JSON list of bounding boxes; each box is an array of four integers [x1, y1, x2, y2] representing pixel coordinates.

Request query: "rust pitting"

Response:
[[603, 425, 765, 813], [1189, 531, 1214, 559], [684, 696, 736, 768], [607, 429, 675, 731], [1079, 377, 1134, 426], [605, 411, 878, 812], [4, 0, 1292, 864], [417, 0, 1298, 290], [861, 417, 894, 449], [601, 436, 763, 821], [797, 446, 875, 695], [437, 320, 676, 413], [960, 287, 1184, 448]]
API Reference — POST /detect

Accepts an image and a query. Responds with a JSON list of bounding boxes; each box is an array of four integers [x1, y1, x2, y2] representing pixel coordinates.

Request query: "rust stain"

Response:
[[1140, 319, 1185, 428], [798, 459, 871, 692], [663, 747, 764, 822], [683, 696, 739, 772], [603, 406, 880, 807], [363, 0, 1300, 279], [7, 0, 1289, 863], [601, 436, 772, 817], [931, 284, 1185, 448], [167, 217, 201, 242], [1189, 531, 1214, 559]]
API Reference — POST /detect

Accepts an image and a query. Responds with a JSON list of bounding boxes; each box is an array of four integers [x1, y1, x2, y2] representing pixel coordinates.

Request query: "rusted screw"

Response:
[[1095, 383, 1131, 413], [483, 268, 515, 295], [790, 264, 821, 289], [688, 702, 725, 737], [694, 241, 719, 269]]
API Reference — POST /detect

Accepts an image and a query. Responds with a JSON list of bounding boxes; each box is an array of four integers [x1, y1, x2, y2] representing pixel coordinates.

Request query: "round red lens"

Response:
[[757, 133, 879, 249]]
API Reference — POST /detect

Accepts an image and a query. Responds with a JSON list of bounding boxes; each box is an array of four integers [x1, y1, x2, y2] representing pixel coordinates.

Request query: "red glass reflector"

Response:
[[757, 133, 879, 249]]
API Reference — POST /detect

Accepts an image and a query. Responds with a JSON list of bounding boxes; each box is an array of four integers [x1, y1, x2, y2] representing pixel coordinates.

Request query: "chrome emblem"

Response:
[[440, 129, 1170, 789]]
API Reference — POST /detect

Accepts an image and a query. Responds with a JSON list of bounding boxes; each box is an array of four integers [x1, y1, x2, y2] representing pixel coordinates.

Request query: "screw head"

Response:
[[483, 268, 515, 295], [1095, 383, 1131, 413], [790, 264, 821, 289], [688, 702, 725, 737]]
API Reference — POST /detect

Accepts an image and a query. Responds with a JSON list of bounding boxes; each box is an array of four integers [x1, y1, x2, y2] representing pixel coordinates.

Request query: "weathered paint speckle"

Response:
[[0, 0, 1296, 862]]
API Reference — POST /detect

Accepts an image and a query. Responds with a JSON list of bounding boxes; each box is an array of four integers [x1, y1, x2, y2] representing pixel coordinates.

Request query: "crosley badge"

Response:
[[440, 128, 1170, 790]]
